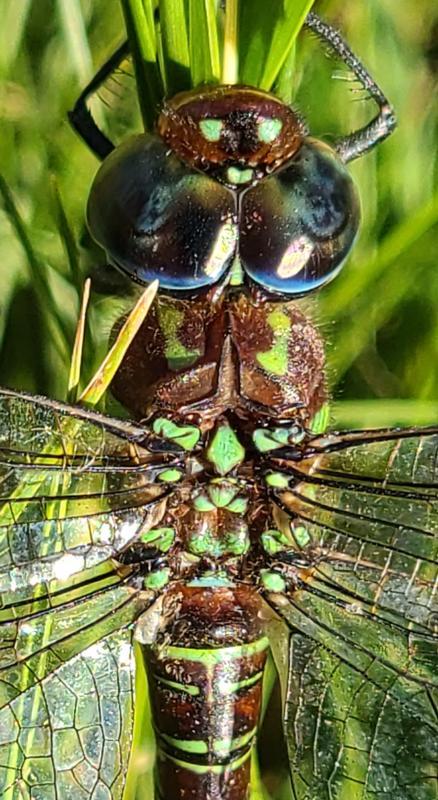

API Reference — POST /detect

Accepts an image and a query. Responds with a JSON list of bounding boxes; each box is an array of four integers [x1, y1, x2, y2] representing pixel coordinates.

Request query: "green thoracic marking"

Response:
[[260, 570, 287, 593], [158, 468, 182, 483], [199, 118, 223, 141], [258, 117, 283, 143], [292, 524, 311, 547], [188, 516, 249, 558], [188, 571, 235, 588], [253, 425, 305, 453], [160, 727, 257, 758], [261, 529, 291, 555], [208, 481, 239, 508], [226, 166, 254, 185], [161, 747, 252, 775], [206, 424, 245, 475], [143, 568, 170, 591], [157, 302, 201, 371], [193, 494, 216, 512], [155, 676, 200, 696], [309, 402, 330, 434], [229, 256, 244, 286], [265, 471, 290, 489], [256, 309, 291, 376], [160, 637, 269, 667], [153, 417, 200, 450], [141, 527, 175, 552]]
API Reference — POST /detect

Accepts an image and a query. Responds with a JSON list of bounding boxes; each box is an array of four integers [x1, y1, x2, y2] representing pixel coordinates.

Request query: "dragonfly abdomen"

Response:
[[142, 583, 269, 799]]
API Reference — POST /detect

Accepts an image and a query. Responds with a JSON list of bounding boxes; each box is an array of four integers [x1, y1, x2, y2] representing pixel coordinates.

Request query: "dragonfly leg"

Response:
[[68, 41, 130, 159], [305, 12, 396, 162]]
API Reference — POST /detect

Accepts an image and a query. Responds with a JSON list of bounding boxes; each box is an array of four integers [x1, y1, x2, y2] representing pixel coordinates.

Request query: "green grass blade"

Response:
[[160, 0, 191, 92], [0, 0, 32, 72], [332, 400, 438, 429], [222, 0, 239, 83], [239, 0, 314, 88], [189, 0, 221, 85], [51, 179, 82, 294], [120, 0, 164, 129], [0, 174, 70, 355], [56, 0, 94, 84], [79, 280, 158, 406], [322, 191, 438, 318]]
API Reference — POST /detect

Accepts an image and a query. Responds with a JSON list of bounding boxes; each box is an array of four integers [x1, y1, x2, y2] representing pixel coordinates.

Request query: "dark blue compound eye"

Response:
[[239, 140, 360, 295], [87, 134, 237, 291]]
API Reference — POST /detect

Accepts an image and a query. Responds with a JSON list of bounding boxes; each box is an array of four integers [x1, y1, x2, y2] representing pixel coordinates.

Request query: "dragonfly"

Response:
[[1, 10, 437, 800]]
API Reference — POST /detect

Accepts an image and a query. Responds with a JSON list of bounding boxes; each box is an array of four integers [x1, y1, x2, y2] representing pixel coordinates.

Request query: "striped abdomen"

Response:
[[143, 583, 269, 800]]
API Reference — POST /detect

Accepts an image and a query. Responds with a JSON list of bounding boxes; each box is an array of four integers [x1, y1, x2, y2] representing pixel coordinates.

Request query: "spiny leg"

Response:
[[68, 40, 129, 159], [305, 12, 396, 162]]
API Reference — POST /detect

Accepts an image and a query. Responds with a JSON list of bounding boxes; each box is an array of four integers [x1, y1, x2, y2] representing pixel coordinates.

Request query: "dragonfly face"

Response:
[[88, 85, 360, 297], [2, 12, 436, 800]]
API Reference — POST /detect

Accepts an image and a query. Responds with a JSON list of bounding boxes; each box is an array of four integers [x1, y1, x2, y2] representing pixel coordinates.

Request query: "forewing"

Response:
[[266, 427, 438, 800], [0, 389, 179, 798]]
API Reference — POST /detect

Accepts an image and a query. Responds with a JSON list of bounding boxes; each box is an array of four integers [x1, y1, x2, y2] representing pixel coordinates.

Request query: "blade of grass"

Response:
[[68, 278, 91, 402], [51, 178, 82, 295], [120, 0, 163, 129], [79, 280, 158, 406], [222, 0, 238, 84], [322, 191, 438, 318], [56, 0, 94, 84], [239, 0, 314, 88], [189, 0, 221, 86], [160, 0, 191, 93], [0, 0, 32, 72], [332, 400, 438, 429], [0, 174, 71, 356]]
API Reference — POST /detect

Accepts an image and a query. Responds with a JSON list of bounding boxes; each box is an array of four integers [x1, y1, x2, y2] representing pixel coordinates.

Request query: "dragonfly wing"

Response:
[[265, 427, 438, 800], [0, 389, 181, 799]]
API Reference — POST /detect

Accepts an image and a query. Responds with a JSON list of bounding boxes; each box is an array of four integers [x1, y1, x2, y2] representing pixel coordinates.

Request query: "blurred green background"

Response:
[[0, 0, 437, 426]]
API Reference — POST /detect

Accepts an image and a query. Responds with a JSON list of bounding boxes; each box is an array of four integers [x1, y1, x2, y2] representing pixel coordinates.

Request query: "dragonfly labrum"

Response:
[[1, 9, 437, 800]]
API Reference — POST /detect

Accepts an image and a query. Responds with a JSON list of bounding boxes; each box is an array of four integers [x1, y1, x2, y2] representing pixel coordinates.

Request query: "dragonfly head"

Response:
[[87, 85, 360, 299]]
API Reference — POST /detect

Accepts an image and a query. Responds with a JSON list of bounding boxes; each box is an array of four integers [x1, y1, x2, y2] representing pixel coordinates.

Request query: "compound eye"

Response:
[[240, 141, 360, 295], [87, 134, 237, 292]]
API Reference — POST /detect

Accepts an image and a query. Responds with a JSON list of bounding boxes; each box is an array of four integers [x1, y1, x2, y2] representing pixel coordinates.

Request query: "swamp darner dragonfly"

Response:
[[1, 10, 437, 800]]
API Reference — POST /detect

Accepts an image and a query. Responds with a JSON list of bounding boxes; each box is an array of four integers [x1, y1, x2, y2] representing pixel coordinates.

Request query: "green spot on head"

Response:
[[292, 524, 311, 547], [261, 529, 290, 556], [258, 117, 283, 143], [309, 403, 330, 434], [206, 424, 245, 475], [141, 527, 175, 552], [227, 166, 254, 185], [144, 567, 170, 591], [153, 418, 200, 450], [257, 309, 291, 377], [265, 471, 290, 489], [199, 118, 223, 142], [157, 302, 201, 371], [261, 570, 286, 593], [158, 468, 183, 483]]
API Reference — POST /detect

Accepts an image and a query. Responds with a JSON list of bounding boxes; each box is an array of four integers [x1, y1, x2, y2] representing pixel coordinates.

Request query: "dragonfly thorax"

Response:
[[111, 291, 327, 431]]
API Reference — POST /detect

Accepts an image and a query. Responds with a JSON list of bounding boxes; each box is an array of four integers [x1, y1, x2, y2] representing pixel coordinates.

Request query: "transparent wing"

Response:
[[0, 389, 180, 799], [265, 427, 438, 800]]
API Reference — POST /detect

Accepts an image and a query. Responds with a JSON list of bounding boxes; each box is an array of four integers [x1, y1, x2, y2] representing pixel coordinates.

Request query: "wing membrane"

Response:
[[0, 389, 181, 799], [266, 427, 438, 800]]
